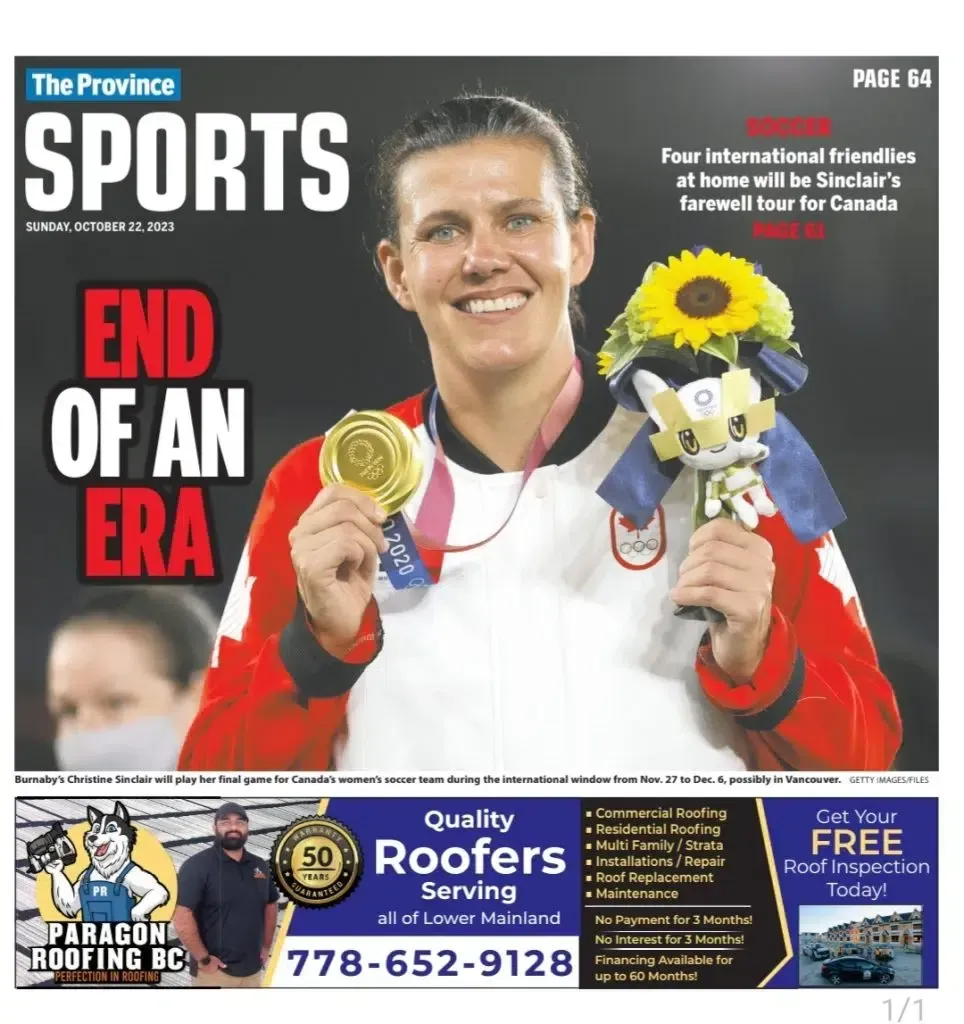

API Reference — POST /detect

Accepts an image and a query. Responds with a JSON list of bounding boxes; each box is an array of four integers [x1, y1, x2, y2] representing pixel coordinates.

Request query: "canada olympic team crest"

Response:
[[609, 506, 666, 570]]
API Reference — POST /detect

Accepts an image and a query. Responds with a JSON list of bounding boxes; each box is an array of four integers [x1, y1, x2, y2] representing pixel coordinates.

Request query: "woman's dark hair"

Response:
[[55, 587, 218, 689], [372, 92, 594, 329]]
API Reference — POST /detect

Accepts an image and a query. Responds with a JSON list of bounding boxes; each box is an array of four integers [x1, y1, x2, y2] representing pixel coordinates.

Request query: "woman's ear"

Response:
[[568, 208, 597, 288], [376, 238, 416, 311]]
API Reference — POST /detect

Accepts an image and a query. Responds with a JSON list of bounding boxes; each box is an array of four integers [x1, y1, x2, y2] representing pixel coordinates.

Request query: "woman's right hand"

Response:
[[288, 485, 388, 657]]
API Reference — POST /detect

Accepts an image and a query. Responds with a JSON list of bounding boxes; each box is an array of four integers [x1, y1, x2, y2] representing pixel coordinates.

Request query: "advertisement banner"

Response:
[[16, 796, 934, 990], [263, 797, 936, 990]]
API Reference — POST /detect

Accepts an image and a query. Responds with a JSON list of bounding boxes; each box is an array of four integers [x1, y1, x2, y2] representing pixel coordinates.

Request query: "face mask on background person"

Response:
[[54, 713, 184, 771], [46, 618, 206, 771]]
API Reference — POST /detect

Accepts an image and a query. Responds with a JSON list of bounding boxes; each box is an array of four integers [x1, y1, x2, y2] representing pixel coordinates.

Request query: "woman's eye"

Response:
[[54, 703, 78, 721], [507, 214, 535, 230], [103, 694, 132, 712]]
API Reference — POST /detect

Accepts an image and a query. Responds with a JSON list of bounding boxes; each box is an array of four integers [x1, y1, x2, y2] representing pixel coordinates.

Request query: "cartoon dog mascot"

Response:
[[45, 802, 169, 922]]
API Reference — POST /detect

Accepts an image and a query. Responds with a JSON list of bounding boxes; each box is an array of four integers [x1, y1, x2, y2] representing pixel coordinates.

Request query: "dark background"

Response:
[[15, 57, 938, 769]]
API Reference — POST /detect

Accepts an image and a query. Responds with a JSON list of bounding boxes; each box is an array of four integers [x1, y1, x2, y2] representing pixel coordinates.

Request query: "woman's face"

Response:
[[47, 622, 195, 739], [378, 137, 595, 375]]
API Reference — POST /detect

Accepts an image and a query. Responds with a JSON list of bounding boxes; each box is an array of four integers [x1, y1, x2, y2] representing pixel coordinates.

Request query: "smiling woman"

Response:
[[178, 93, 901, 775], [374, 111, 595, 467]]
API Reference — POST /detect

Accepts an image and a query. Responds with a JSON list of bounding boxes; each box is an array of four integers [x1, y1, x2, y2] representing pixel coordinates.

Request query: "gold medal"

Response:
[[319, 411, 423, 516], [271, 816, 363, 909]]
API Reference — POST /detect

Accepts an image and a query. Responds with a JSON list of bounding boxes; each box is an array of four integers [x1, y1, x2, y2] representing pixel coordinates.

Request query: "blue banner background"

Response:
[[285, 796, 938, 987], [288, 797, 582, 937], [763, 797, 937, 987]]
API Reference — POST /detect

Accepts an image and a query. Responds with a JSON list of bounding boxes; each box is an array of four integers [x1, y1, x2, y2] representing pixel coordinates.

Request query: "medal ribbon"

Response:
[[379, 356, 584, 589]]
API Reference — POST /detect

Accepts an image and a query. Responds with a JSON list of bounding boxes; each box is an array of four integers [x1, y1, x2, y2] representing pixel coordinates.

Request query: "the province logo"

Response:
[[28, 801, 185, 985]]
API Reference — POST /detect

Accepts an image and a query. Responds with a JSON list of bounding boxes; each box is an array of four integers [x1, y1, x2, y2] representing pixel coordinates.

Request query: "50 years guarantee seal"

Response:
[[271, 816, 363, 908]]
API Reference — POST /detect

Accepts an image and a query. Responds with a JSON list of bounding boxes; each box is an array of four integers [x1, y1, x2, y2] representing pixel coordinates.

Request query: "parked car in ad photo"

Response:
[[821, 957, 896, 985]]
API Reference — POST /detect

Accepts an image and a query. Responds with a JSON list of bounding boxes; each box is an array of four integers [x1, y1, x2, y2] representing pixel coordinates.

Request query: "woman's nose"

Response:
[[73, 706, 107, 733], [461, 229, 512, 278]]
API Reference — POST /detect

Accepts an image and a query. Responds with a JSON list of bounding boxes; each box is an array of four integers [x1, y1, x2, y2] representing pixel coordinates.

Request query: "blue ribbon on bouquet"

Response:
[[595, 345, 845, 544]]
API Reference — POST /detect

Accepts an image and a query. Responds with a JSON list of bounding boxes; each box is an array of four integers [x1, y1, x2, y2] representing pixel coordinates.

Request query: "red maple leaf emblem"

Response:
[[616, 512, 656, 534]]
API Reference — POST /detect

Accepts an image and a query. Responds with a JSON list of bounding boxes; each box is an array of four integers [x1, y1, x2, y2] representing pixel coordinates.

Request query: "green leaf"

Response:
[[782, 337, 802, 356], [760, 337, 790, 353], [599, 329, 627, 354], [606, 311, 628, 335], [610, 343, 646, 377], [631, 337, 700, 373], [720, 333, 740, 362], [641, 261, 662, 285], [699, 333, 739, 365], [627, 322, 649, 345], [697, 339, 727, 362], [760, 337, 802, 356], [604, 331, 634, 357]]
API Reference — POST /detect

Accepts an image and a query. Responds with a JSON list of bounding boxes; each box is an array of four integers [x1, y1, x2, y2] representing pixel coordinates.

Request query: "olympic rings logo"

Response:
[[619, 539, 659, 555]]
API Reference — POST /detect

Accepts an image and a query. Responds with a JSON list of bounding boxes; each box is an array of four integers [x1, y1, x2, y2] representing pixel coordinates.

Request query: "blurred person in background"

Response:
[[47, 587, 218, 771]]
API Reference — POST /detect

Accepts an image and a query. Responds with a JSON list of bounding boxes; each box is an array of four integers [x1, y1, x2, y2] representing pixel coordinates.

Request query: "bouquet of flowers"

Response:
[[594, 247, 845, 618], [597, 246, 798, 380]]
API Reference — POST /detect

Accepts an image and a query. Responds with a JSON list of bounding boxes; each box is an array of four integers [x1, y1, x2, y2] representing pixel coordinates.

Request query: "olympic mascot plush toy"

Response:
[[630, 365, 777, 530], [595, 247, 845, 620]]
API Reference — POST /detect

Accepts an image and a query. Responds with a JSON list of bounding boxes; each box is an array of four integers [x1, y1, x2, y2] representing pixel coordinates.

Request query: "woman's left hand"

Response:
[[670, 517, 775, 683]]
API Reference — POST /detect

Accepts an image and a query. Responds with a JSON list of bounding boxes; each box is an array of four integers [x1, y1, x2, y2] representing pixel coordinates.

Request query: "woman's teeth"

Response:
[[461, 294, 528, 314]]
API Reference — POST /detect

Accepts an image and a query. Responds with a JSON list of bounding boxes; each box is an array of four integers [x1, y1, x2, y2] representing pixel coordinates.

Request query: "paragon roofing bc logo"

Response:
[[27, 801, 185, 985]]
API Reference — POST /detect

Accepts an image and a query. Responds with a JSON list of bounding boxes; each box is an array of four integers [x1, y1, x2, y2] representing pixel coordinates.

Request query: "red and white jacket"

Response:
[[179, 391, 902, 773]]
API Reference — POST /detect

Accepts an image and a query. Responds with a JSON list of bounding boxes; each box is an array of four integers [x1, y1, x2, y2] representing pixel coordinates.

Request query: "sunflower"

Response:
[[630, 248, 767, 350], [597, 350, 615, 375]]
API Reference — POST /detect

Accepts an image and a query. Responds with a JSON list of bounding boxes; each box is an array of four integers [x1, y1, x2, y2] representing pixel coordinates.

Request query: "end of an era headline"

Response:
[[42, 284, 250, 582]]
